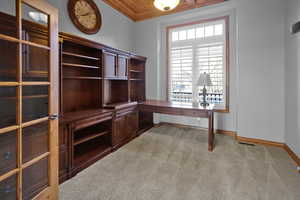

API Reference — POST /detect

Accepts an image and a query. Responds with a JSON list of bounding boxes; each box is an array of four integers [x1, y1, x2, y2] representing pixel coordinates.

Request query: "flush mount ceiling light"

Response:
[[28, 11, 48, 23], [154, 0, 180, 11]]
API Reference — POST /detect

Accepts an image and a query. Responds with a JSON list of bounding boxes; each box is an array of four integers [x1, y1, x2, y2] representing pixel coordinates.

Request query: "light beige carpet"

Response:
[[59, 125, 300, 200]]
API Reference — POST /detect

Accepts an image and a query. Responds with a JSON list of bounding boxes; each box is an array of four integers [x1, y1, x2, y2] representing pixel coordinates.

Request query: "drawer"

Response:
[[116, 106, 137, 118], [0, 174, 17, 200], [0, 131, 17, 177], [74, 113, 112, 131]]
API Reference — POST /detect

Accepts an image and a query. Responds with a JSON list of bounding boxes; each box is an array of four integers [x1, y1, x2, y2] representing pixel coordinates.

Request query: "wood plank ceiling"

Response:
[[102, 0, 226, 21]]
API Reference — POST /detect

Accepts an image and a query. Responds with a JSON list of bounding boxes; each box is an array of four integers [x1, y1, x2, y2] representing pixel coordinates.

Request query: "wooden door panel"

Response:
[[0, 174, 17, 200], [0, 131, 17, 177], [113, 116, 127, 146], [0, 0, 59, 199], [126, 111, 138, 138], [22, 157, 49, 200]]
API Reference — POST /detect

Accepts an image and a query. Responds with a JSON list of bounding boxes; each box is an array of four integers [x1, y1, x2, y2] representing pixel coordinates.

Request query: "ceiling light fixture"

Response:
[[154, 0, 180, 11]]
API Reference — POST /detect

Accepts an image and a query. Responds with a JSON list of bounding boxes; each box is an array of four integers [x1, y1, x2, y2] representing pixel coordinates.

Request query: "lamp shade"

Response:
[[154, 0, 180, 11], [197, 72, 213, 86]]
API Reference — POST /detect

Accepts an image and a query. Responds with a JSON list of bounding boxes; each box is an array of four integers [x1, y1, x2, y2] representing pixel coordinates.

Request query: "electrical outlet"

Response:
[[297, 166, 300, 171]]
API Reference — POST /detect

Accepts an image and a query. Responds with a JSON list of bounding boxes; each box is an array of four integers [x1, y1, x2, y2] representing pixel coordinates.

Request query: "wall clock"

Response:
[[68, 0, 102, 34]]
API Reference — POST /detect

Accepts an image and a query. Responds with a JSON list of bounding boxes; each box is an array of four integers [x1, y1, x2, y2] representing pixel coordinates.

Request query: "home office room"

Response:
[[0, 0, 299, 200]]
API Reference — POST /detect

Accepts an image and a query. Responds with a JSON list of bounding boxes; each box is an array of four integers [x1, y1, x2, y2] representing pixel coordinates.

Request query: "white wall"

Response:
[[285, 0, 300, 157], [0, 0, 134, 52], [133, 0, 286, 143]]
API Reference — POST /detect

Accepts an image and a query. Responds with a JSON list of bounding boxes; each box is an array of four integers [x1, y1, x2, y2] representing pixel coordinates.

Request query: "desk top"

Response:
[[141, 100, 214, 111]]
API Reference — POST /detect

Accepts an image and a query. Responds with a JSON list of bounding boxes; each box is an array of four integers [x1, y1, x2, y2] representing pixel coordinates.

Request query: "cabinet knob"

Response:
[[4, 152, 12, 160]]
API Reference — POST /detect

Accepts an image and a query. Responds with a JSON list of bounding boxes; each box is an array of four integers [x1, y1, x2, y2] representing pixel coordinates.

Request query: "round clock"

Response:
[[68, 0, 102, 34]]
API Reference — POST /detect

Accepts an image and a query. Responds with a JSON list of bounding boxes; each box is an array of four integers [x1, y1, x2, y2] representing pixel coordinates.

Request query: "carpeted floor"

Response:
[[59, 125, 300, 200]]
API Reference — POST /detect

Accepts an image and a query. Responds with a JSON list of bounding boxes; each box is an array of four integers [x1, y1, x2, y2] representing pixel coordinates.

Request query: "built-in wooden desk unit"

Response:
[[139, 100, 215, 151]]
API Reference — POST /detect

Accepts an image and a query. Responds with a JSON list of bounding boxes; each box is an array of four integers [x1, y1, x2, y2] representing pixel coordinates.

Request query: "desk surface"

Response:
[[141, 100, 214, 111]]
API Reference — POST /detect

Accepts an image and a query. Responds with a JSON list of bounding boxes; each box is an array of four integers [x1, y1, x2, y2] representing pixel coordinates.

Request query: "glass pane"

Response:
[[22, 121, 49, 163], [196, 27, 204, 38], [214, 24, 223, 36], [0, 86, 16, 128], [172, 32, 178, 42], [179, 30, 186, 40], [187, 29, 195, 39], [22, 85, 48, 123], [23, 157, 49, 200], [22, 44, 49, 82], [0, 0, 17, 38], [22, 3, 49, 46], [0, 39, 18, 82], [205, 26, 214, 37], [0, 131, 17, 176], [0, 174, 17, 200]]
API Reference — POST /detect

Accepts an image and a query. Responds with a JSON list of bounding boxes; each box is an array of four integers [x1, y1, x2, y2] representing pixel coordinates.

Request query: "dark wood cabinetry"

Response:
[[0, 11, 153, 187]]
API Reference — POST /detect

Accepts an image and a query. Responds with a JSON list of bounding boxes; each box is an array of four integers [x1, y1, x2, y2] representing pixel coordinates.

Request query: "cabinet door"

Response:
[[117, 55, 128, 78], [103, 51, 117, 78], [126, 111, 138, 138], [113, 115, 129, 147], [59, 125, 70, 183]]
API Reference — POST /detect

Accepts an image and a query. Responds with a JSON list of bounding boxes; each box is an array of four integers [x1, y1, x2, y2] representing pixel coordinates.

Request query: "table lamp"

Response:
[[197, 72, 213, 106]]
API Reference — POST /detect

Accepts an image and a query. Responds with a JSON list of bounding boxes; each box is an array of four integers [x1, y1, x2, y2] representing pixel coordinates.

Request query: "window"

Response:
[[167, 17, 229, 111]]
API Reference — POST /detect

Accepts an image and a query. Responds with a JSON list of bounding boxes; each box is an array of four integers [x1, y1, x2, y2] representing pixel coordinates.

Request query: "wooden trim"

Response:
[[22, 152, 50, 169], [0, 168, 19, 182], [236, 136, 285, 148], [21, 117, 49, 128], [284, 144, 300, 170], [215, 129, 237, 137], [0, 125, 19, 135], [166, 16, 230, 112]]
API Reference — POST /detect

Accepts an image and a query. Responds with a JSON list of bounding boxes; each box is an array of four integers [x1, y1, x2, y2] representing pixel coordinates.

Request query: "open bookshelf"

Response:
[[60, 39, 102, 114]]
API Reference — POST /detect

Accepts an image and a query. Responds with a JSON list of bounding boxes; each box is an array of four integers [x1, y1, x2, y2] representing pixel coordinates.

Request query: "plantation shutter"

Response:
[[168, 18, 227, 109], [169, 45, 193, 103]]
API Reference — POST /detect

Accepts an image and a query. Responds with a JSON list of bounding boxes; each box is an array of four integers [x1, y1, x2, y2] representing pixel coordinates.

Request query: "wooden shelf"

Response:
[[103, 101, 137, 109], [74, 131, 109, 146], [104, 77, 128, 81], [62, 63, 99, 69], [130, 78, 143, 81], [62, 52, 100, 61], [130, 70, 143, 73], [1, 95, 48, 99], [63, 76, 102, 80], [74, 143, 111, 167]]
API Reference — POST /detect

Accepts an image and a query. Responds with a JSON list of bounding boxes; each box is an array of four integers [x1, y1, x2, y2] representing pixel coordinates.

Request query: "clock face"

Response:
[[68, 0, 101, 34], [74, 0, 97, 29]]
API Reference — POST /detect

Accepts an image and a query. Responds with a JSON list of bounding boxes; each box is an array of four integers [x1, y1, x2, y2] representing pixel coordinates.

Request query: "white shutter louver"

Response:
[[169, 46, 193, 103], [196, 42, 224, 104]]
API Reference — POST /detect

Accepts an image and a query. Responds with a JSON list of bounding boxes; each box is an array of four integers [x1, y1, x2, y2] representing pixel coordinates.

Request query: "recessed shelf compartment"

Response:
[[62, 51, 100, 61], [73, 138, 111, 168], [74, 121, 111, 146], [62, 63, 99, 69], [63, 76, 102, 80]]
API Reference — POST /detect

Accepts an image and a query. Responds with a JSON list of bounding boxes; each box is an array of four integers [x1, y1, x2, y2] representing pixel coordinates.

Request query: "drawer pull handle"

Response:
[[4, 152, 12, 160]]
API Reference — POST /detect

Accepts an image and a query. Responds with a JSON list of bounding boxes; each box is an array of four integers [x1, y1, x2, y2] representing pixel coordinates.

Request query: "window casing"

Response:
[[167, 17, 229, 111]]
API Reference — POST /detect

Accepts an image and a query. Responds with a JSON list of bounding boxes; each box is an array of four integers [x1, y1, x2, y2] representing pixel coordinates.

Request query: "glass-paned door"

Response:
[[0, 0, 59, 200]]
